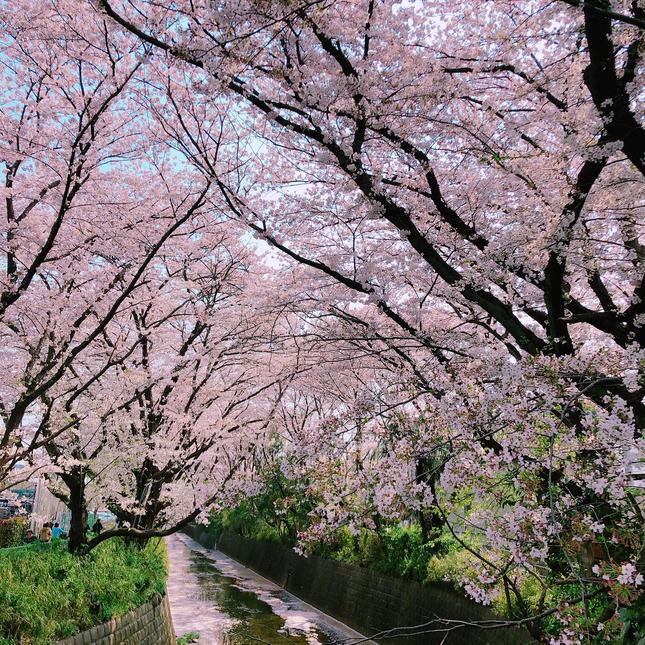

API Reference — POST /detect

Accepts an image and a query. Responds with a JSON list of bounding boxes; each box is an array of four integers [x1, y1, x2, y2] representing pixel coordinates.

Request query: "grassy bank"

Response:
[[0, 538, 167, 645]]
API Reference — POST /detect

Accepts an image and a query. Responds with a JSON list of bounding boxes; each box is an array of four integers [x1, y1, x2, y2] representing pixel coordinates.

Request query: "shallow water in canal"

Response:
[[166, 533, 367, 645]]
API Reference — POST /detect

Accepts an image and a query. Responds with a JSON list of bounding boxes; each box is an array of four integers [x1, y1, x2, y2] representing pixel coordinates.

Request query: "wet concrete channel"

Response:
[[166, 533, 373, 645]]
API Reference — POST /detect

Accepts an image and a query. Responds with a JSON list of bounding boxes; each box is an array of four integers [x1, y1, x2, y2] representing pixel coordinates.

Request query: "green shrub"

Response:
[[312, 525, 456, 583], [205, 468, 318, 547], [0, 518, 26, 548], [426, 547, 478, 586], [370, 525, 432, 580], [0, 538, 167, 644]]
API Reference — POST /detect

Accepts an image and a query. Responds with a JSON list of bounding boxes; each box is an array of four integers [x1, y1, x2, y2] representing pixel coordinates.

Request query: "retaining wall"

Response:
[[185, 526, 534, 645], [56, 593, 175, 645]]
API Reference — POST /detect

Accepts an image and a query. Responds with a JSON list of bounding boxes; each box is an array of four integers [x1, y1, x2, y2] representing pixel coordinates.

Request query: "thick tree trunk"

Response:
[[64, 467, 87, 553], [418, 508, 434, 544], [415, 457, 445, 544]]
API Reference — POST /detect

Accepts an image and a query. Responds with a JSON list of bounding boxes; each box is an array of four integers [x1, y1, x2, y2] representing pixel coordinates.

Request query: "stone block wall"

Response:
[[211, 531, 535, 645], [56, 593, 175, 645]]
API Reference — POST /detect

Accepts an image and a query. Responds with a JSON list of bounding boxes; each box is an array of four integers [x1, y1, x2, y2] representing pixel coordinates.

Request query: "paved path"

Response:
[[166, 533, 374, 645]]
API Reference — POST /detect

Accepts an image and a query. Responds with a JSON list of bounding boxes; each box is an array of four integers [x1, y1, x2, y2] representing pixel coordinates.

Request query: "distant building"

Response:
[[30, 478, 70, 531]]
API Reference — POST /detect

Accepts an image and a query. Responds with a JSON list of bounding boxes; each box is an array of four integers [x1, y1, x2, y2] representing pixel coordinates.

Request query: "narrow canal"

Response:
[[166, 533, 372, 645]]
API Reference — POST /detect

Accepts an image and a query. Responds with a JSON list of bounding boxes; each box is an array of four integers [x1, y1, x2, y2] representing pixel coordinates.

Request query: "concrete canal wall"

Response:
[[185, 526, 533, 645], [56, 593, 174, 645]]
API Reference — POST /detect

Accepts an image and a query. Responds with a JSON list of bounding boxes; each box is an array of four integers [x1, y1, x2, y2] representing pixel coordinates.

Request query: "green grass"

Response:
[[0, 538, 167, 645]]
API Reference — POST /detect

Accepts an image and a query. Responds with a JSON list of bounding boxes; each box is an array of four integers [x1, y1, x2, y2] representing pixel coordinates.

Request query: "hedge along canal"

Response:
[[166, 533, 373, 644]]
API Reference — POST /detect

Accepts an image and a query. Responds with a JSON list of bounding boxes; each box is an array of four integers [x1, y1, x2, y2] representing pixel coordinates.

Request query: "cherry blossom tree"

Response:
[[0, 2, 297, 555], [0, 1, 214, 490], [92, 0, 643, 638], [41, 231, 297, 552]]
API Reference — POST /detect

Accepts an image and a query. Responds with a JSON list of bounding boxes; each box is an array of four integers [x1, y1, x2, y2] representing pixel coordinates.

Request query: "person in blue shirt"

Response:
[[51, 522, 63, 539]]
